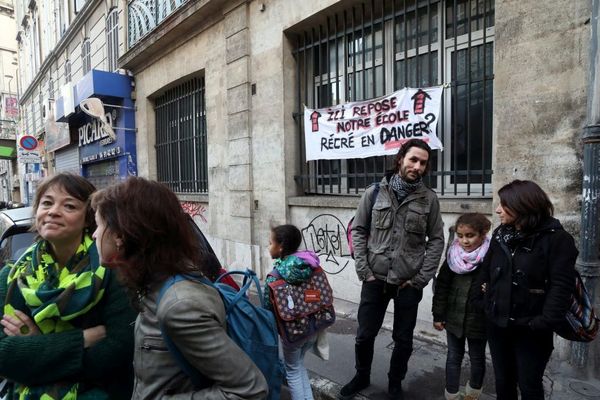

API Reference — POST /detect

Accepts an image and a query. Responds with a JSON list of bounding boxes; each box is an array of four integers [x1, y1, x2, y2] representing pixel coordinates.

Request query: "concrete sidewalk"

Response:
[[295, 298, 600, 400]]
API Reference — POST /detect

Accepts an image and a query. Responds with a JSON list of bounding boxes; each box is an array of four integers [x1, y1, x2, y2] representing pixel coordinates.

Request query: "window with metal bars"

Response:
[[154, 76, 208, 194], [82, 39, 91, 74], [106, 9, 119, 72], [293, 0, 494, 197]]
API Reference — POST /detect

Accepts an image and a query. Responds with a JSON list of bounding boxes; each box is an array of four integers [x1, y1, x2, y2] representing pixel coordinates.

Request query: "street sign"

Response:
[[18, 150, 41, 163], [19, 135, 38, 151]]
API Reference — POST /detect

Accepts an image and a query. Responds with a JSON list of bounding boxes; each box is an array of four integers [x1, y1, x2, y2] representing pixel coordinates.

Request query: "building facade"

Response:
[[0, 1, 19, 204], [15, 0, 134, 204], [15, 0, 599, 373]]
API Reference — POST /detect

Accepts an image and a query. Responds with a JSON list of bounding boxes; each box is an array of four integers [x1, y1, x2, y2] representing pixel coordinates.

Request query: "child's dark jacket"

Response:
[[432, 260, 486, 339]]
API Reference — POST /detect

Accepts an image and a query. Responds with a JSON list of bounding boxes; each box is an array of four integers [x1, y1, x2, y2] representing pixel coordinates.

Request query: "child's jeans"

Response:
[[282, 335, 317, 400], [446, 331, 486, 393]]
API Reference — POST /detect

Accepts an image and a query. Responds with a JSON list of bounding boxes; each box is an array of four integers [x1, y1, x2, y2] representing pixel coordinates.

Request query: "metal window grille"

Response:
[[106, 9, 119, 72], [292, 0, 494, 197], [154, 76, 208, 194], [82, 39, 91, 74]]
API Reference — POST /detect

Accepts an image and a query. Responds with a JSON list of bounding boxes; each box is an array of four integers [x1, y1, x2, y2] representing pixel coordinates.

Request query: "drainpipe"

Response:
[[572, 0, 600, 371]]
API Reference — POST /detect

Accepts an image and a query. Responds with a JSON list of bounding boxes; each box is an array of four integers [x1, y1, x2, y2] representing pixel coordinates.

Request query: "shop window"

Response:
[[154, 76, 208, 194], [293, 0, 494, 197]]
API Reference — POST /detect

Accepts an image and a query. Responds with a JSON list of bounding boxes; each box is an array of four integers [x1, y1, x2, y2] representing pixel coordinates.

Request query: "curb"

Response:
[[309, 373, 369, 400]]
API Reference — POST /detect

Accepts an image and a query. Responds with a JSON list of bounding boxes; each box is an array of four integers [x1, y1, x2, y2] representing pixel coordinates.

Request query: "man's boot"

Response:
[[388, 379, 404, 400], [338, 341, 373, 399], [338, 373, 370, 400]]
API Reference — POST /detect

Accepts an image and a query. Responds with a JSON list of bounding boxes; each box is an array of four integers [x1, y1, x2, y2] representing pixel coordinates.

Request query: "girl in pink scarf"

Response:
[[432, 213, 492, 400]]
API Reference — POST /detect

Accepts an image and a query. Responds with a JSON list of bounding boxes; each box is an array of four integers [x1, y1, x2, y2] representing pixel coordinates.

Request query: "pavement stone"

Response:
[[295, 297, 600, 400]]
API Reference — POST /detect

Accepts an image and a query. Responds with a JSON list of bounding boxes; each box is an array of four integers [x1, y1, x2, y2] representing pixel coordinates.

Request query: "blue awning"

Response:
[[55, 70, 133, 122]]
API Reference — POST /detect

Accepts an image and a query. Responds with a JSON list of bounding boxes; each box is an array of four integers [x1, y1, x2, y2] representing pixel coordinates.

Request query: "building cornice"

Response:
[[19, 0, 102, 103]]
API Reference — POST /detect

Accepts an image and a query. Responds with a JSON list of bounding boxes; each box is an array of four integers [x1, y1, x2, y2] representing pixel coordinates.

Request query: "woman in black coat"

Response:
[[477, 180, 577, 400]]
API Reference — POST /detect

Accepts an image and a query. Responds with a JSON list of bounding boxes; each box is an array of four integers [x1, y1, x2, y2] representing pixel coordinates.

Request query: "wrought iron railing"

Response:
[[128, 0, 189, 47]]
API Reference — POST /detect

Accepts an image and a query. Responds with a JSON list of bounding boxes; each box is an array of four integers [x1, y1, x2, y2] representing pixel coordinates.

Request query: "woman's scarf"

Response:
[[447, 237, 490, 274], [389, 174, 422, 203], [494, 224, 526, 250], [4, 235, 109, 400]]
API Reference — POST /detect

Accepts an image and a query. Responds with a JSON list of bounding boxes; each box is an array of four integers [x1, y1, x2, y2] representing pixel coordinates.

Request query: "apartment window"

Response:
[[48, 77, 54, 99], [65, 59, 71, 82], [154, 76, 208, 194], [82, 38, 91, 74], [39, 92, 45, 121], [293, 0, 494, 196], [106, 9, 119, 72]]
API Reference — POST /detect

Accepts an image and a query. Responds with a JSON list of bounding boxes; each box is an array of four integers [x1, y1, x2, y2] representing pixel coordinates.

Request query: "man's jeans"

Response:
[[445, 331, 486, 393], [487, 323, 553, 400], [355, 279, 422, 383], [283, 336, 317, 400]]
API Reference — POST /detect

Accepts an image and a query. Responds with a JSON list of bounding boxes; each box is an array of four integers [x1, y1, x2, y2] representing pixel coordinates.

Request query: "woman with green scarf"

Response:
[[0, 173, 136, 400]]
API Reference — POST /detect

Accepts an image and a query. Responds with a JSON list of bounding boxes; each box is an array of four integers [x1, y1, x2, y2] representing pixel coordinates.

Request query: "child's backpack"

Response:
[[157, 269, 284, 400], [555, 270, 599, 342], [347, 183, 380, 259], [267, 267, 336, 344]]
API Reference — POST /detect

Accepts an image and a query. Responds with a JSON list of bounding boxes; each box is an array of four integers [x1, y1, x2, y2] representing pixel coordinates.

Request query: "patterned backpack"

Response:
[[555, 270, 599, 342], [267, 267, 336, 344]]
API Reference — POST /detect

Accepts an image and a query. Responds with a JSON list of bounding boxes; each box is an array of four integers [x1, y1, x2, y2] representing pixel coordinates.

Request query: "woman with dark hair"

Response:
[[0, 173, 136, 399], [91, 177, 267, 399], [477, 180, 578, 400]]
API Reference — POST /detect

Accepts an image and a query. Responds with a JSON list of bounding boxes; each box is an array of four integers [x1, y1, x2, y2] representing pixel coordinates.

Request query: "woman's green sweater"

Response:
[[0, 265, 136, 399]]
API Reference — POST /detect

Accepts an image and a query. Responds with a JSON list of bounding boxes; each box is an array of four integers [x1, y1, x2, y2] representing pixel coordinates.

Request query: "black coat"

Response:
[[476, 217, 578, 330], [432, 260, 486, 339]]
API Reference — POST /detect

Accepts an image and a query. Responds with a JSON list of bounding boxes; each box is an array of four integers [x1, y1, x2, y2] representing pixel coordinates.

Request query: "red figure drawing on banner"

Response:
[[181, 202, 207, 223], [310, 111, 321, 132], [411, 89, 431, 115]]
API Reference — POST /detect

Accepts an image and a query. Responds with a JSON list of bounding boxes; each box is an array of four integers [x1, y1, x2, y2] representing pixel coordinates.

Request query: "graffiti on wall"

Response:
[[181, 202, 207, 223], [301, 214, 351, 274]]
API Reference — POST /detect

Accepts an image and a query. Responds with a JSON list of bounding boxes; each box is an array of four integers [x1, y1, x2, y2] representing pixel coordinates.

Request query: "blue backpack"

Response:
[[157, 269, 284, 400]]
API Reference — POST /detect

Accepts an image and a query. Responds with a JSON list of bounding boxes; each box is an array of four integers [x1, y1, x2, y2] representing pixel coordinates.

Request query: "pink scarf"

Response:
[[446, 237, 490, 274]]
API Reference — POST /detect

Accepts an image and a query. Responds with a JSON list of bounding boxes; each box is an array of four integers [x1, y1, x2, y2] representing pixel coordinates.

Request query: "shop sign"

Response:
[[78, 110, 115, 147]]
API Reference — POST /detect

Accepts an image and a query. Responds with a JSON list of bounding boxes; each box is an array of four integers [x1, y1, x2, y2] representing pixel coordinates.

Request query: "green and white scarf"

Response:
[[4, 235, 109, 400]]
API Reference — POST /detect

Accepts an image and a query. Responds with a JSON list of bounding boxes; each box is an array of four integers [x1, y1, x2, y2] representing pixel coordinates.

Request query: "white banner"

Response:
[[304, 86, 444, 161]]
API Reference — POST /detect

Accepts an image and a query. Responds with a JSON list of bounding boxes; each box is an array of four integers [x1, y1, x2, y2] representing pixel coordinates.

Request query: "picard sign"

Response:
[[303, 86, 443, 161], [78, 111, 115, 147]]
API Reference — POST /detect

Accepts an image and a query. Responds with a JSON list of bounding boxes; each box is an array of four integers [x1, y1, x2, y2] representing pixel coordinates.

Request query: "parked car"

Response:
[[0, 207, 36, 267], [0, 208, 236, 289]]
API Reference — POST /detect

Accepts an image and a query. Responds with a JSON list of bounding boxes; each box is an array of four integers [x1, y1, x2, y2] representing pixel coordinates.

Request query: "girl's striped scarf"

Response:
[[4, 235, 109, 400]]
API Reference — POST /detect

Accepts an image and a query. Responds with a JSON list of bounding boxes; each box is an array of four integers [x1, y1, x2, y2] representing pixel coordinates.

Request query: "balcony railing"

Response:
[[128, 0, 189, 47]]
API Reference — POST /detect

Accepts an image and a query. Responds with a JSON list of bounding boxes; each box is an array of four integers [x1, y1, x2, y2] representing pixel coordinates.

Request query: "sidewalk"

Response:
[[295, 298, 600, 400]]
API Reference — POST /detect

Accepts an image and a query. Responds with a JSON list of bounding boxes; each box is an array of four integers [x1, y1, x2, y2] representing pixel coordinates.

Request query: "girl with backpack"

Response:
[[263, 224, 322, 400], [432, 213, 491, 400]]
